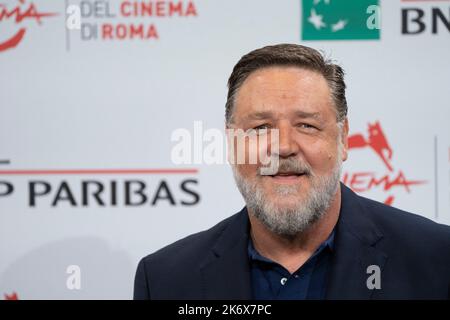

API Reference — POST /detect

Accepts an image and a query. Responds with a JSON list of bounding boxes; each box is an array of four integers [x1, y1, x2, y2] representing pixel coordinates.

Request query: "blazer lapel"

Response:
[[326, 184, 388, 299], [199, 185, 388, 300], [200, 208, 253, 299]]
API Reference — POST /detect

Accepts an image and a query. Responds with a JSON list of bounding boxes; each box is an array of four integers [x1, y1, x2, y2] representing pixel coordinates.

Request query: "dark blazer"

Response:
[[134, 184, 450, 299]]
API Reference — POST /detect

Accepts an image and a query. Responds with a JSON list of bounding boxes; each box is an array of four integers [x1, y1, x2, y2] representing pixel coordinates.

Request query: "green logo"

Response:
[[301, 0, 380, 40]]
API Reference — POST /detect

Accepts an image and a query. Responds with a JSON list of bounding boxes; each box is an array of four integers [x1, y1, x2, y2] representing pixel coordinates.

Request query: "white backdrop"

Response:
[[1, 0, 449, 299]]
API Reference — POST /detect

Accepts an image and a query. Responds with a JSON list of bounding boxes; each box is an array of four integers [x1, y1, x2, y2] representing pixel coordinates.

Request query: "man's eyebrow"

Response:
[[293, 110, 322, 119], [243, 111, 274, 121], [243, 110, 322, 121]]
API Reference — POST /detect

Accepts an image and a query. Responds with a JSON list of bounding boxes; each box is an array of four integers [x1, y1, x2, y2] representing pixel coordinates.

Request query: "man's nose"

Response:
[[273, 124, 300, 158]]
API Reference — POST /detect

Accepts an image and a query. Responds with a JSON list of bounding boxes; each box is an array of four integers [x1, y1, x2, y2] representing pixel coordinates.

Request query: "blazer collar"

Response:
[[200, 207, 253, 299], [199, 183, 388, 300], [326, 183, 387, 299]]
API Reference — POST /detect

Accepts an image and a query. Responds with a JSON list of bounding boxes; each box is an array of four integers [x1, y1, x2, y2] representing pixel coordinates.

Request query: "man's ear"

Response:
[[341, 118, 349, 162]]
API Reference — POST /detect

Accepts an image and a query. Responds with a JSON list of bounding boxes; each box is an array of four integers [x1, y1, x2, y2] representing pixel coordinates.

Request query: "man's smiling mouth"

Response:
[[266, 171, 307, 183]]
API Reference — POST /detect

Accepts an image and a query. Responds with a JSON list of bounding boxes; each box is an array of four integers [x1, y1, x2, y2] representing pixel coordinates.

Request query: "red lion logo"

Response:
[[348, 121, 394, 172], [4, 292, 18, 300], [344, 121, 425, 205]]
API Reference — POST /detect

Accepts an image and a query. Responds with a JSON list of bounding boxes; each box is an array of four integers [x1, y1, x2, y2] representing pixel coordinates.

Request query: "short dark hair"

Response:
[[225, 43, 347, 124]]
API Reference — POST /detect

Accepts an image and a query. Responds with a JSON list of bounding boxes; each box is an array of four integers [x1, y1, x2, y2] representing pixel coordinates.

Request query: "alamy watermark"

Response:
[[171, 121, 280, 175]]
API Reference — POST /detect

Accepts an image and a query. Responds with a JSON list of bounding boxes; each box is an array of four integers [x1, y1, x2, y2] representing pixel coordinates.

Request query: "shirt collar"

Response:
[[248, 229, 335, 264]]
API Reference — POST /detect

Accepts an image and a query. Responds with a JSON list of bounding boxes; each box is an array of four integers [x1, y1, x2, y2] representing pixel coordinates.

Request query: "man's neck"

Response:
[[248, 186, 341, 274]]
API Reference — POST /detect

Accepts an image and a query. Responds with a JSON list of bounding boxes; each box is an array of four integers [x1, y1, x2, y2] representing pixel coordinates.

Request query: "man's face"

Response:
[[229, 66, 348, 236]]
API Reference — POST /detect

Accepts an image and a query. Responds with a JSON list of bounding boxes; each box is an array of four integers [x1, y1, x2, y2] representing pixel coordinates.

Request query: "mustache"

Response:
[[258, 157, 313, 176]]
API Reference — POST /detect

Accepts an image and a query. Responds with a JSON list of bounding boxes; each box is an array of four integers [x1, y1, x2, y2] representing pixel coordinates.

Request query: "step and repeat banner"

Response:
[[1, 0, 449, 299]]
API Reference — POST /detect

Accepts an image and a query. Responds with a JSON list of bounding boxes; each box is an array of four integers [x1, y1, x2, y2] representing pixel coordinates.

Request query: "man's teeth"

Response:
[[273, 172, 304, 176]]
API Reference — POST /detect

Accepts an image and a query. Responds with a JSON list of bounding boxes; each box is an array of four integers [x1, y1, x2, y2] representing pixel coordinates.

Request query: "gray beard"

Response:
[[232, 155, 342, 238]]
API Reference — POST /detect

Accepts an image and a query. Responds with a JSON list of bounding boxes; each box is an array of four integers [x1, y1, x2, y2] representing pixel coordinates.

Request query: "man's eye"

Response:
[[297, 123, 316, 130], [254, 124, 270, 131], [246, 124, 270, 136]]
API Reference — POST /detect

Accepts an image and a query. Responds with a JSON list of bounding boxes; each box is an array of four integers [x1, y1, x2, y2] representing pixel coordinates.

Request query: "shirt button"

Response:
[[280, 277, 288, 285], [294, 275, 299, 279]]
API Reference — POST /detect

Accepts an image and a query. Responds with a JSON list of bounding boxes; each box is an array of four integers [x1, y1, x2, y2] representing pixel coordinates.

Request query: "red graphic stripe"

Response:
[[0, 169, 198, 175], [0, 28, 26, 52]]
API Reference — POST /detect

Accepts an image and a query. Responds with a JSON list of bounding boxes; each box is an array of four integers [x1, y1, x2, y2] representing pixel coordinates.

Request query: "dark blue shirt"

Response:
[[248, 231, 335, 300]]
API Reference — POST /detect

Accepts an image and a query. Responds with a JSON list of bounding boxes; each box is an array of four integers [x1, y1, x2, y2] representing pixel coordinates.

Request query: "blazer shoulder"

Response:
[[134, 210, 246, 299], [359, 194, 450, 247], [140, 210, 243, 269]]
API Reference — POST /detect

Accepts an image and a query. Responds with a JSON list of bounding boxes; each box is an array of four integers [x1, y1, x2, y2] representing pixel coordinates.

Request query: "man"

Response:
[[134, 44, 450, 299]]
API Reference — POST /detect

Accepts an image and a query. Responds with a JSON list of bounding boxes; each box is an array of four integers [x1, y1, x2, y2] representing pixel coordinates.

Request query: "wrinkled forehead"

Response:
[[233, 66, 335, 123]]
